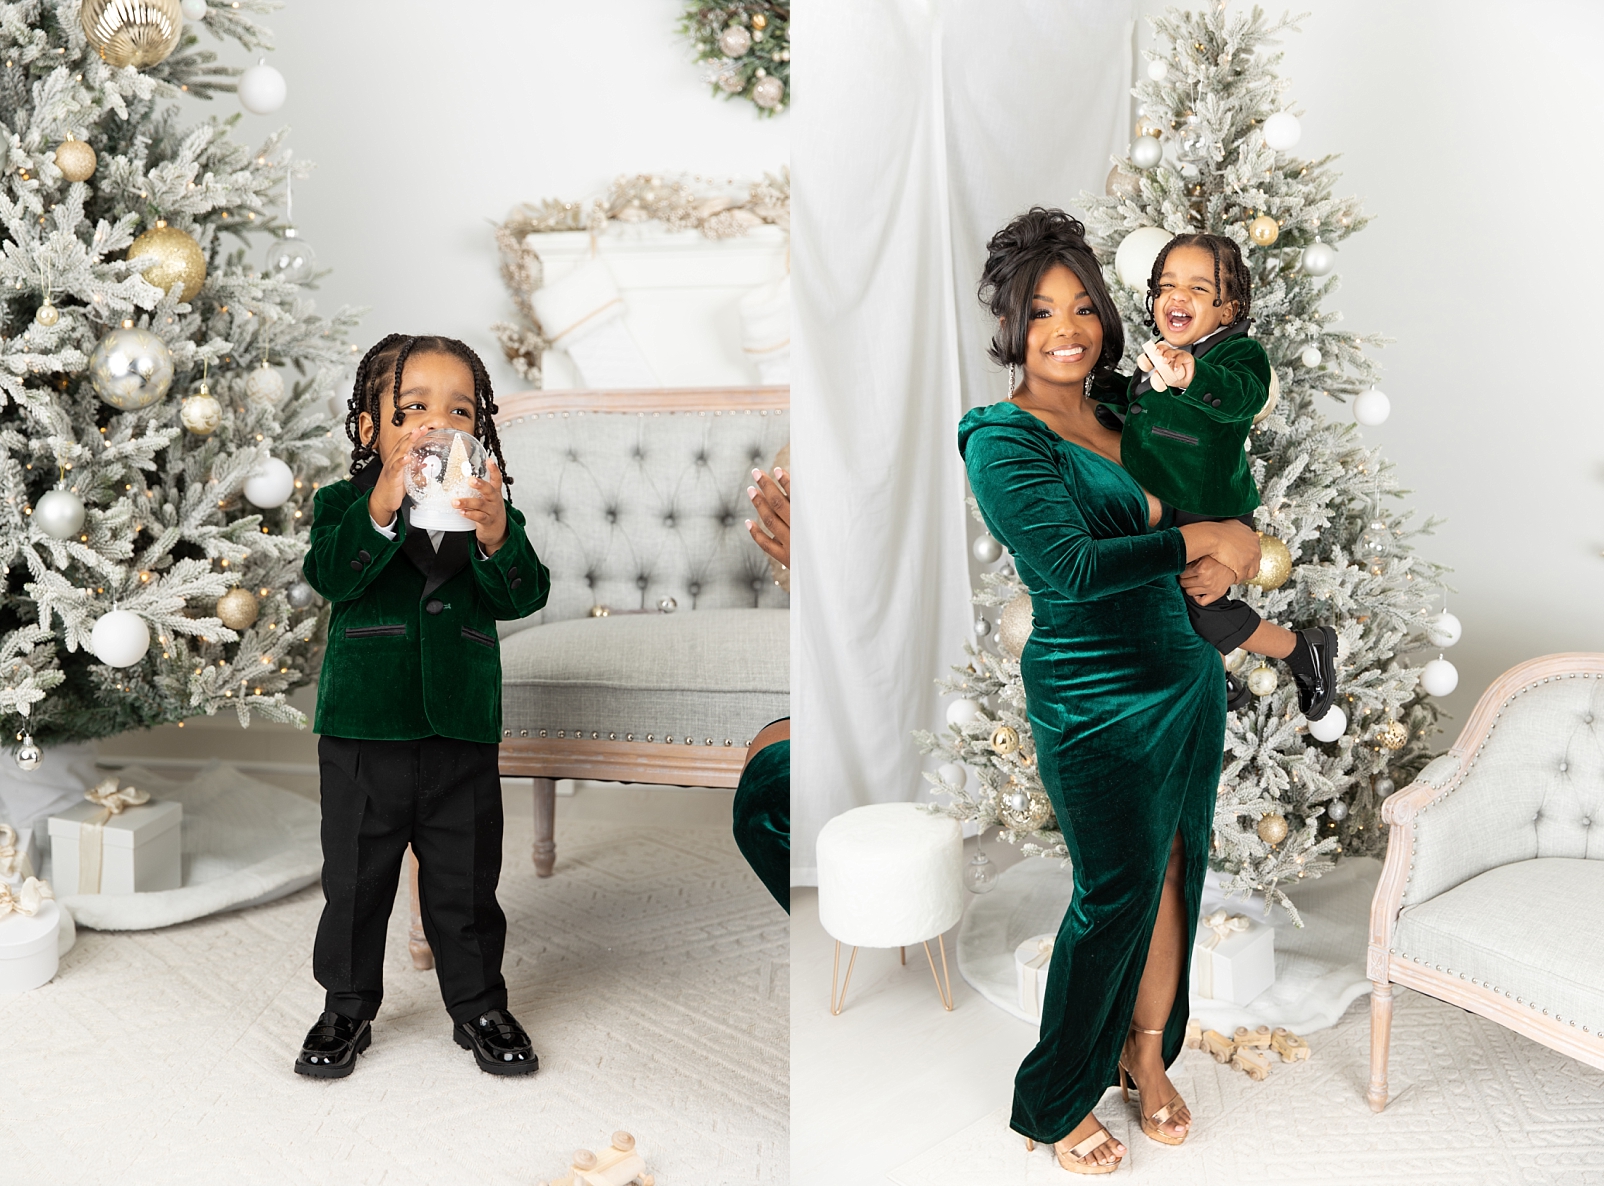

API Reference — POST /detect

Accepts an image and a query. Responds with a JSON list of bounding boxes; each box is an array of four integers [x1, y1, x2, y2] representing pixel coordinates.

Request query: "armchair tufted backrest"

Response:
[[1403, 657, 1604, 908], [492, 387, 790, 630]]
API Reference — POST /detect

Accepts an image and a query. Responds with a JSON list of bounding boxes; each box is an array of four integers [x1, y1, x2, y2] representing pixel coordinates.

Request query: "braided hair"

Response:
[[344, 333, 513, 486], [978, 207, 1124, 379], [1144, 233, 1252, 332]]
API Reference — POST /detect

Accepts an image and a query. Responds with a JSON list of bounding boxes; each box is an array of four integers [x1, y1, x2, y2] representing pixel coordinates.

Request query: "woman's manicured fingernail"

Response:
[[747, 486, 758, 499], [751, 468, 763, 480]]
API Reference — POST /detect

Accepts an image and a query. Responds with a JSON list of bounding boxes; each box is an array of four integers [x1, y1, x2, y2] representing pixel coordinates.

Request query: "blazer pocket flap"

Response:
[[344, 624, 407, 638], [1149, 425, 1200, 446], [461, 626, 497, 648]]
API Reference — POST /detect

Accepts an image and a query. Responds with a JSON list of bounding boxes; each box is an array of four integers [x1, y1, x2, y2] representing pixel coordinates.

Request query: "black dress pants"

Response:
[[314, 735, 508, 1025], [1170, 508, 1262, 654]]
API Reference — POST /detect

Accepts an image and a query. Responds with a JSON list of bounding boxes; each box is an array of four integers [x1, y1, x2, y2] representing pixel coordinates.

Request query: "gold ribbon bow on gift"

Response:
[[76, 778, 150, 895], [1202, 909, 1251, 951], [0, 822, 34, 881], [0, 875, 53, 918]]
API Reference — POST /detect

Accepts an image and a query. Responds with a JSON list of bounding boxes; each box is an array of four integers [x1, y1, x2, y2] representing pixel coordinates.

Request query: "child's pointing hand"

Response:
[[454, 458, 509, 556]]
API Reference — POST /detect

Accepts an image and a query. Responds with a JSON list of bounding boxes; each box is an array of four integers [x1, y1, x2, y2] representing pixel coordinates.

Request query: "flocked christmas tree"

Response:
[[0, 1, 357, 761], [919, 4, 1462, 918]]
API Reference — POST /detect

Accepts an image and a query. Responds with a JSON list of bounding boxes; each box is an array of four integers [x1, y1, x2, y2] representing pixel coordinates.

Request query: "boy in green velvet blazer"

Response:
[[1100, 234, 1337, 721], [293, 334, 550, 1081]]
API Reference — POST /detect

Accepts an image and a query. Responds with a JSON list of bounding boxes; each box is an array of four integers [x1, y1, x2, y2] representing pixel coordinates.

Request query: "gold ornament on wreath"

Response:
[[127, 221, 206, 303], [998, 592, 1034, 658], [54, 137, 97, 183], [680, 2, 789, 117], [990, 724, 1020, 756], [81, 0, 184, 69], [1375, 719, 1409, 751], [1246, 532, 1292, 590], [216, 587, 260, 631]]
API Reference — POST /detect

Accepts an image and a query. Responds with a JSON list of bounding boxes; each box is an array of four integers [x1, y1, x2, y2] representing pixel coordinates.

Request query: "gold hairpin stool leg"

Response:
[[830, 941, 860, 1015], [924, 935, 954, 1011]]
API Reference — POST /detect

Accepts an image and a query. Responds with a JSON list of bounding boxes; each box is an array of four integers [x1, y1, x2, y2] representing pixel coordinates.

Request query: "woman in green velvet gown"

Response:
[[959, 210, 1261, 1174]]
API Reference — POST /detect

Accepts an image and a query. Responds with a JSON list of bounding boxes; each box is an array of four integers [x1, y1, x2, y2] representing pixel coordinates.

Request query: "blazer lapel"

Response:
[[398, 503, 473, 598]]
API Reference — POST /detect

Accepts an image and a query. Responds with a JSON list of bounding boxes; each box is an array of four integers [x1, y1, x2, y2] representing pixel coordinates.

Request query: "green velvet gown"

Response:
[[958, 400, 1225, 1145], [733, 737, 790, 912]]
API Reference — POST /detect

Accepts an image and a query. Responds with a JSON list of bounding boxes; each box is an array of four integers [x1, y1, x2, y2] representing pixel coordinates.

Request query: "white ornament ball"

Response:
[[91, 609, 150, 668], [1421, 656, 1459, 697], [1307, 704, 1347, 743], [1247, 665, 1278, 696], [180, 0, 206, 16], [245, 364, 285, 406], [972, 534, 1002, 563], [937, 762, 967, 790], [1146, 58, 1169, 81], [1263, 111, 1302, 151], [1354, 387, 1391, 427], [34, 489, 86, 540], [1326, 798, 1350, 822], [1114, 225, 1173, 290], [238, 61, 287, 115], [718, 25, 752, 57], [1129, 134, 1163, 170], [1300, 345, 1322, 368], [1301, 241, 1337, 277], [1426, 611, 1462, 648], [243, 456, 295, 509], [946, 698, 984, 728]]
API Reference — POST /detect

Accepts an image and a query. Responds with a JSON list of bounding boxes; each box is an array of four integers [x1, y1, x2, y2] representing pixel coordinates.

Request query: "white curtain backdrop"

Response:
[[792, 1, 1135, 881]]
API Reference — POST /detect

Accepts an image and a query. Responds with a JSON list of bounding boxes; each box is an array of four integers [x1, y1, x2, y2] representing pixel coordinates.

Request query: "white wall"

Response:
[[220, 0, 787, 394], [1128, 0, 1604, 727]]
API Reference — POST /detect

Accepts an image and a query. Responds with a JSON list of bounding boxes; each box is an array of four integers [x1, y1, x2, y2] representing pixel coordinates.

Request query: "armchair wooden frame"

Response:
[[1366, 652, 1604, 1112]]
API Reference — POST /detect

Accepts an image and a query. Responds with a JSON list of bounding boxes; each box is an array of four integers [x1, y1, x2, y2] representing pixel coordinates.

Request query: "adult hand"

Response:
[[1180, 557, 1237, 605], [454, 458, 509, 556], [368, 424, 431, 530], [1178, 518, 1260, 583], [746, 466, 790, 569]]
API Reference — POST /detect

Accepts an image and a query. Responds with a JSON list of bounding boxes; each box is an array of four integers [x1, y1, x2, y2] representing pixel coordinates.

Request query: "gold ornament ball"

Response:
[[1247, 664, 1278, 696], [751, 76, 785, 109], [1134, 116, 1165, 140], [216, 587, 260, 631], [1377, 719, 1409, 751], [82, 0, 183, 68], [1247, 214, 1280, 246], [751, 12, 767, 28], [55, 138, 97, 182], [990, 724, 1020, 756], [998, 593, 1034, 658], [35, 302, 59, 327], [1257, 812, 1289, 846], [1247, 532, 1293, 590], [180, 389, 222, 436], [1105, 164, 1141, 200], [1223, 647, 1248, 673], [998, 788, 1055, 833], [128, 222, 206, 303]]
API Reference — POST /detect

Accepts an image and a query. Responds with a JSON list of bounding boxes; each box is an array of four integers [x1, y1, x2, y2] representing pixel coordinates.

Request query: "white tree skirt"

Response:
[[956, 854, 1380, 1035]]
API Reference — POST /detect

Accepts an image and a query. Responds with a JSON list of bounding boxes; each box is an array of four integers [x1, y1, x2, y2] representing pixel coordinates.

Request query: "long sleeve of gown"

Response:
[[965, 423, 1188, 603]]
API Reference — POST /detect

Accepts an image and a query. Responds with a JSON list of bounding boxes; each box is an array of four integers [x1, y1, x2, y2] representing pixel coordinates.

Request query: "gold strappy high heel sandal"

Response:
[[1024, 1128, 1124, 1175], [1118, 1024, 1190, 1146]]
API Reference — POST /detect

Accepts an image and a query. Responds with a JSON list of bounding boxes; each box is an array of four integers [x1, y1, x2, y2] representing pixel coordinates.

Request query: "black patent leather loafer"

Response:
[[1225, 672, 1253, 713], [1292, 625, 1340, 722], [454, 1008, 539, 1076], [294, 1011, 371, 1079]]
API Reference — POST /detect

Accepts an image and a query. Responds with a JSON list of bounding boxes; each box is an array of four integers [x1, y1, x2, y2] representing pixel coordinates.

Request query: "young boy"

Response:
[[295, 334, 550, 1078], [1099, 234, 1337, 720]]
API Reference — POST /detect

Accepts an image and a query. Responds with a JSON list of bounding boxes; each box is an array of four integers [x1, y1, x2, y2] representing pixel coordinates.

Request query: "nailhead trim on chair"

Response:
[[502, 729, 742, 746], [1392, 949, 1604, 1038]]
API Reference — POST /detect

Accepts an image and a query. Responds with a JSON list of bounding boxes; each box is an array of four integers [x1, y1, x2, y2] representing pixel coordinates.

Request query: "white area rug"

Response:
[[55, 762, 322, 931], [956, 855, 1378, 1035], [0, 802, 788, 1185]]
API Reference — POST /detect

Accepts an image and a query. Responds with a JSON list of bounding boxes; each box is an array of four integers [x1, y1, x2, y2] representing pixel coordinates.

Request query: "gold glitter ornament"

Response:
[[998, 787, 1055, 833], [1247, 532, 1292, 590], [128, 222, 206, 302], [1247, 214, 1279, 246], [54, 137, 97, 182], [751, 76, 785, 109], [1105, 164, 1141, 200], [216, 587, 260, 630], [1257, 812, 1288, 845], [1376, 719, 1408, 751], [81, 0, 183, 68], [998, 593, 1034, 658], [991, 724, 1020, 755]]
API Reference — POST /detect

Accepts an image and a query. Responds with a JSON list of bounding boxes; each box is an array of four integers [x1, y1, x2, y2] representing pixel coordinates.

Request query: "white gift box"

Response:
[[1013, 933, 1056, 1021], [0, 826, 38, 885], [48, 799, 182, 896], [0, 899, 60, 992], [1188, 911, 1275, 1006]]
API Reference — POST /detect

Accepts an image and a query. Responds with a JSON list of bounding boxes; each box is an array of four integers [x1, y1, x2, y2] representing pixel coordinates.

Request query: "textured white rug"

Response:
[[0, 797, 788, 1185]]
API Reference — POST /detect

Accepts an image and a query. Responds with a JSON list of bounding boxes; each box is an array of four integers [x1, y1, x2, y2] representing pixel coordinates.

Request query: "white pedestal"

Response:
[[48, 799, 182, 895], [0, 900, 60, 992]]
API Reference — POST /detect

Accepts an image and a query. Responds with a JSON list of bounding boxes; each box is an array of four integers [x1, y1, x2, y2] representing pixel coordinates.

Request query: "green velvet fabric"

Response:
[[733, 737, 790, 912], [1102, 334, 1270, 518], [303, 469, 551, 744], [958, 400, 1225, 1145]]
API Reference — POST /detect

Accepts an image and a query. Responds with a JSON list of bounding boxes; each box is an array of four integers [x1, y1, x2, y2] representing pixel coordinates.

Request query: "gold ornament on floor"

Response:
[[1246, 664, 1278, 696], [1247, 214, 1279, 246], [54, 137, 97, 182], [1257, 812, 1288, 845], [998, 592, 1033, 658], [998, 786, 1054, 833], [1376, 719, 1409, 751], [216, 587, 260, 630], [990, 724, 1020, 755], [180, 382, 222, 436], [1246, 532, 1292, 590], [127, 221, 206, 302], [81, 0, 183, 68]]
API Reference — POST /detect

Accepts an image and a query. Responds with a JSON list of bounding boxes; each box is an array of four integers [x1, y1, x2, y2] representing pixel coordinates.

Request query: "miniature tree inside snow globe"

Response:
[[403, 429, 489, 532]]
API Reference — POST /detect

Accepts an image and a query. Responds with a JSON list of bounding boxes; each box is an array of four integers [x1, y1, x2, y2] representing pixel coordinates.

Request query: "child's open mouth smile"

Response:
[[1164, 302, 1194, 335]]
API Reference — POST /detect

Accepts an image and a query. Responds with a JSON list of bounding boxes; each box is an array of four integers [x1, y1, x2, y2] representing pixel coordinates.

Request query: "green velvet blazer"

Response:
[[302, 461, 551, 744], [1101, 323, 1270, 519]]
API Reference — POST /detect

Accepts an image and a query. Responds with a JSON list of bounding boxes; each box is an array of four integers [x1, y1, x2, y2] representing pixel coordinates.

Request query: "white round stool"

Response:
[[816, 802, 963, 1014]]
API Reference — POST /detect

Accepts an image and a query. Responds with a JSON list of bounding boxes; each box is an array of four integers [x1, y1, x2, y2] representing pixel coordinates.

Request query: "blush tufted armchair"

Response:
[[1367, 653, 1604, 1111], [489, 385, 789, 876]]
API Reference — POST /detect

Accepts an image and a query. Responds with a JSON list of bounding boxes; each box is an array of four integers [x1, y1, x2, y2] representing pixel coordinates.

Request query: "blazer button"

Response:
[[511, 578, 522, 590], [349, 559, 363, 572], [357, 549, 371, 563], [509, 565, 519, 579], [1211, 397, 1222, 408], [425, 599, 443, 615]]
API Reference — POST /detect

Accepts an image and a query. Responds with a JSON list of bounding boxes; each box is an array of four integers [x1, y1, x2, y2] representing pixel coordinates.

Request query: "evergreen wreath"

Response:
[[680, 2, 790, 117]]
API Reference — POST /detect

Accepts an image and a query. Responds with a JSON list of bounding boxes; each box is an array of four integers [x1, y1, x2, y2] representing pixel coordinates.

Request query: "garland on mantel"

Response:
[[490, 171, 790, 385]]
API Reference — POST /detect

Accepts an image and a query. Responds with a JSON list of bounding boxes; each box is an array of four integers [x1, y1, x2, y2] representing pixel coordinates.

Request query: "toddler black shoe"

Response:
[[294, 1011, 371, 1079], [1287, 625, 1339, 722], [1225, 672, 1253, 712], [455, 1008, 539, 1076]]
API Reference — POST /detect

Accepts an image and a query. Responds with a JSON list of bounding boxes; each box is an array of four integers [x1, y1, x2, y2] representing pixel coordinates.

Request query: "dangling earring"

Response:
[[1083, 373, 1094, 399], [1008, 363, 1017, 395]]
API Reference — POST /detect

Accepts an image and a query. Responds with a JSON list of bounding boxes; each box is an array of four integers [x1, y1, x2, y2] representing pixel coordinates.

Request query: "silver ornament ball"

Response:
[[35, 488, 86, 540], [718, 25, 752, 57], [14, 734, 42, 771], [972, 534, 1003, 563], [1374, 775, 1396, 797], [974, 616, 992, 638], [287, 580, 317, 609], [1301, 241, 1337, 277], [89, 327, 174, 410], [1326, 798, 1349, 822]]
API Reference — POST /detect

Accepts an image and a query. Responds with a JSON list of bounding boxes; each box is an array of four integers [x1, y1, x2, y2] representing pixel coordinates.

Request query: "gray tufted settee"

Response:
[[489, 386, 790, 876], [1366, 653, 1604, 1111]]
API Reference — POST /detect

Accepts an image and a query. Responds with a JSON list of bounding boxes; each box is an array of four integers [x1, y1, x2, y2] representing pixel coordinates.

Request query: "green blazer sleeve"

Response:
[[301, 480, 410, 603], [1092, 368, 1131, 412], [965, 423, 1188, 604], [1175, 336, 1270, 423], [471, 501, 551, 620]]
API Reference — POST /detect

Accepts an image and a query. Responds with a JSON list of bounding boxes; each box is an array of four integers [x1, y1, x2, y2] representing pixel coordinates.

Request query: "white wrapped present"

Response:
[[1188, 908, 1275, 1006], [1013, 933, 1055, 1021], [48, 780, 181, 896], [0, 823, 37, 885], [0, 876, 59, 992]]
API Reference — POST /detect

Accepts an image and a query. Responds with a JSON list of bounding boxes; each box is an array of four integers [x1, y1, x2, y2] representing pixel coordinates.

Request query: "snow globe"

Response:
[[403, 429, 488, 532]]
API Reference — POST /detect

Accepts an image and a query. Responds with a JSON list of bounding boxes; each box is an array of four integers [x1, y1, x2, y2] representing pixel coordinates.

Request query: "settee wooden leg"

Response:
[[406, 847, 434, 970], [532, 777, 556, 878], [1367, 981, 1393, 1112]]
